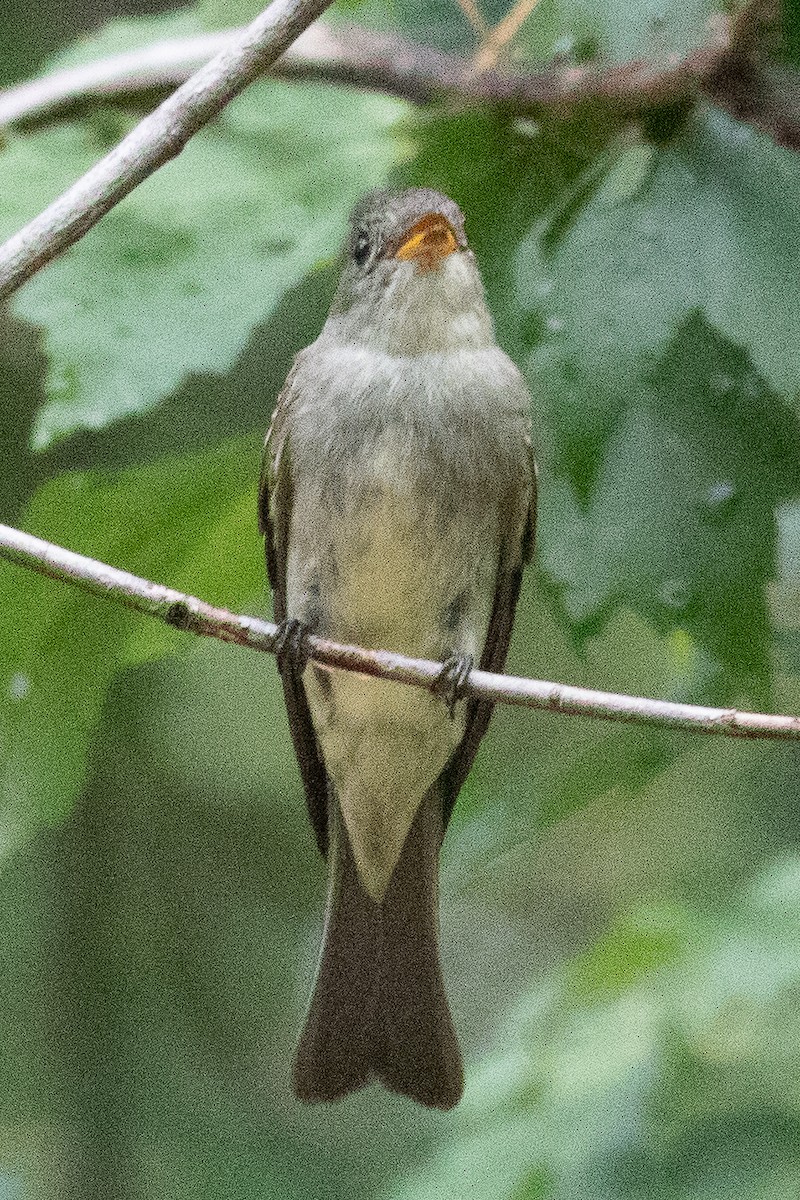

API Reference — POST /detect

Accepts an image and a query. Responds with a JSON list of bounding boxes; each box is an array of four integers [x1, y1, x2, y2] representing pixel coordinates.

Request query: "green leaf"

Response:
[[512, 0, 718, 66], [45, 8, 207, 67], [1, 16, 406, 447], [520, 107, 800, 410], [0, 438, 261, 851], [508, 106, 800, 684], [538, 314, 800, 691]]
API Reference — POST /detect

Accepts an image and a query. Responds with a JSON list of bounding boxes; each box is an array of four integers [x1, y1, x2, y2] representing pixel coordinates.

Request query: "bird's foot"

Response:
[[433, 653, 474, 719], [273, 618, 311, 674]]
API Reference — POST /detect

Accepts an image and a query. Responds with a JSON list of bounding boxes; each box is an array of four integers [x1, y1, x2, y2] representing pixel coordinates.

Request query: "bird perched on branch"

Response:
[[259, 187, 536, 1110]]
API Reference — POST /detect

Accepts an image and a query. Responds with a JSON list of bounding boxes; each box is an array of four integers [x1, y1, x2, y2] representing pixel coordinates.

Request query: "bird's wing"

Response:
[[259, 366, 330, 857], [439, 437, 537, 828]]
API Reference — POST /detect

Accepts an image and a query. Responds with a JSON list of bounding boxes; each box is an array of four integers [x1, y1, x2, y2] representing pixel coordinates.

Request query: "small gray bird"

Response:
[[259, 187, 536, 1110]]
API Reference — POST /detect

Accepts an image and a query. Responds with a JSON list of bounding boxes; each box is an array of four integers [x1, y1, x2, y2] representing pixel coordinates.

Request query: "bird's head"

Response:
[[327, 188, 494, 356]]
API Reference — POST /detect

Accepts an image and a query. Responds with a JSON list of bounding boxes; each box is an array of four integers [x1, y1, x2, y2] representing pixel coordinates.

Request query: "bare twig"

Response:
[[454, 0, 488, 37], [472, 0, 545, 73], [0, 0, 336, 301], [0, 29, 238, 127], [1, 522, 798, 742], [0, 24, 458, 125]]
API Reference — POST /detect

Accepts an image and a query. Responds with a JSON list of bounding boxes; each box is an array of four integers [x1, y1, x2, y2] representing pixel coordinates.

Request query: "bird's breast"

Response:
[[286, 341, 530, 653], [326, 424, 481, 654]]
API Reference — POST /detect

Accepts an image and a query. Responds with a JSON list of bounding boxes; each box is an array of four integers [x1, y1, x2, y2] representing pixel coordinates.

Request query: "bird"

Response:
[[259, 186, 536, 1110]]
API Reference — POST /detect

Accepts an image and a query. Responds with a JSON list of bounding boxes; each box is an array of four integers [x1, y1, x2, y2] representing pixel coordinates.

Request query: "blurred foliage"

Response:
[[1, 0, 800, 1198], [320, 0, 717, 63], [784, 0, 800, 66], [0, 19, 403, 445], [392, 862, 800, 1200], [0, 438, 261, 848], [0, 0, 171, 86]]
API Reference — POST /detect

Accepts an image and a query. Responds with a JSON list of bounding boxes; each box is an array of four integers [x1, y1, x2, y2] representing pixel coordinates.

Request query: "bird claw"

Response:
[[273, 618, 311, 674], [434, 653, 474, 719]]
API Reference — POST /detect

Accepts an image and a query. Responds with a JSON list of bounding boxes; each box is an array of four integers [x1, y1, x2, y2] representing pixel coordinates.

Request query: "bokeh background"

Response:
[[2, 1, 800, 1197]]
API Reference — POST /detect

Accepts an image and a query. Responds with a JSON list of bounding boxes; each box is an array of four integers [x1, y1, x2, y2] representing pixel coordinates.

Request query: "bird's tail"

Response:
[[292, 789, 464, 1110]]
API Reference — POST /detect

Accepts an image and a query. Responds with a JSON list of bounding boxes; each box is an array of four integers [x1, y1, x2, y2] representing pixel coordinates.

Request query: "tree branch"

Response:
[[0, 29, 239, 127], [0, 3, 794, 307], [471, 0, 546, 74], [0, 20, 729, 133], [454, 0, 488, 37], [0, 0, 336, 301], [1, 521, 798, 742], [4, 7, 797, 153]]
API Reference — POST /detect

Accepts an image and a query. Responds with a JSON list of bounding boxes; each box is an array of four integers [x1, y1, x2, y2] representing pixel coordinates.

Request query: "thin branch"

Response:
[[2, 5, 796, 174], [472, 0, 545, 73], [0, 29, 238, 127], [1, 521, 798, 742], [0, 20, 729, 133], [454, 0, 488, 37], [0, 0, 336, 301]]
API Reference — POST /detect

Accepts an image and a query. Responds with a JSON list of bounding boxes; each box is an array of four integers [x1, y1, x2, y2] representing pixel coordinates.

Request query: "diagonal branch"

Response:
[[0, 0, 336, 302], [454, 0, 488, 37], [0, 0, 795, 308], [472, 0, 546, 73], [1, 521, 798, 742]]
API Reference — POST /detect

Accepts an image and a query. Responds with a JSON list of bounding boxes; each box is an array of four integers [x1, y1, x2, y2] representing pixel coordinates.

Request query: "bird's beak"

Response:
[[394, 213, 459, 272]]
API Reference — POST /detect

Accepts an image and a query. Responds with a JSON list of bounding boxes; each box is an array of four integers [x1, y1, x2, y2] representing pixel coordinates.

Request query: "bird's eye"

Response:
[[353, 229, 371, 267]]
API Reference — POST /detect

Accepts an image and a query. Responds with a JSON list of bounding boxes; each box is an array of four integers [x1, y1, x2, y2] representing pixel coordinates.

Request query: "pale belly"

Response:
[[286, 456, 501, 899]]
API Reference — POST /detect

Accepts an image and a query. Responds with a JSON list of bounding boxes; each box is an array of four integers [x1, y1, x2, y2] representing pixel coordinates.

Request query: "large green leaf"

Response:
[[0, 438, 262, 850], [538, 314, 800, 690], [520, 107, 800, 411], [506, 106, 800, 684], [0, 15, 405, 448]]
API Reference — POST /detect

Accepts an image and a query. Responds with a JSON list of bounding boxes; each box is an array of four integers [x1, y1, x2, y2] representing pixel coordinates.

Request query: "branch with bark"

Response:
[[0, 21, 724, 131], [0, 0, 337, 300], [0, 0, 798, 759], [1, 522, 798, 743], [1, 2, 798, 148], [0, 0, 796, 307]]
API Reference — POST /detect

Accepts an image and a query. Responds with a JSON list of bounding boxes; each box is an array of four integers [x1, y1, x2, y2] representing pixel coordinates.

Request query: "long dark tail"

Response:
[[292, 790, 464, 1110]]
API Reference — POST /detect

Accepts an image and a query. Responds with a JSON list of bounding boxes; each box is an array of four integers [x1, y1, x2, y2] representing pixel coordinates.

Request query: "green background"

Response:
[[2, 1, 800, 1197]]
